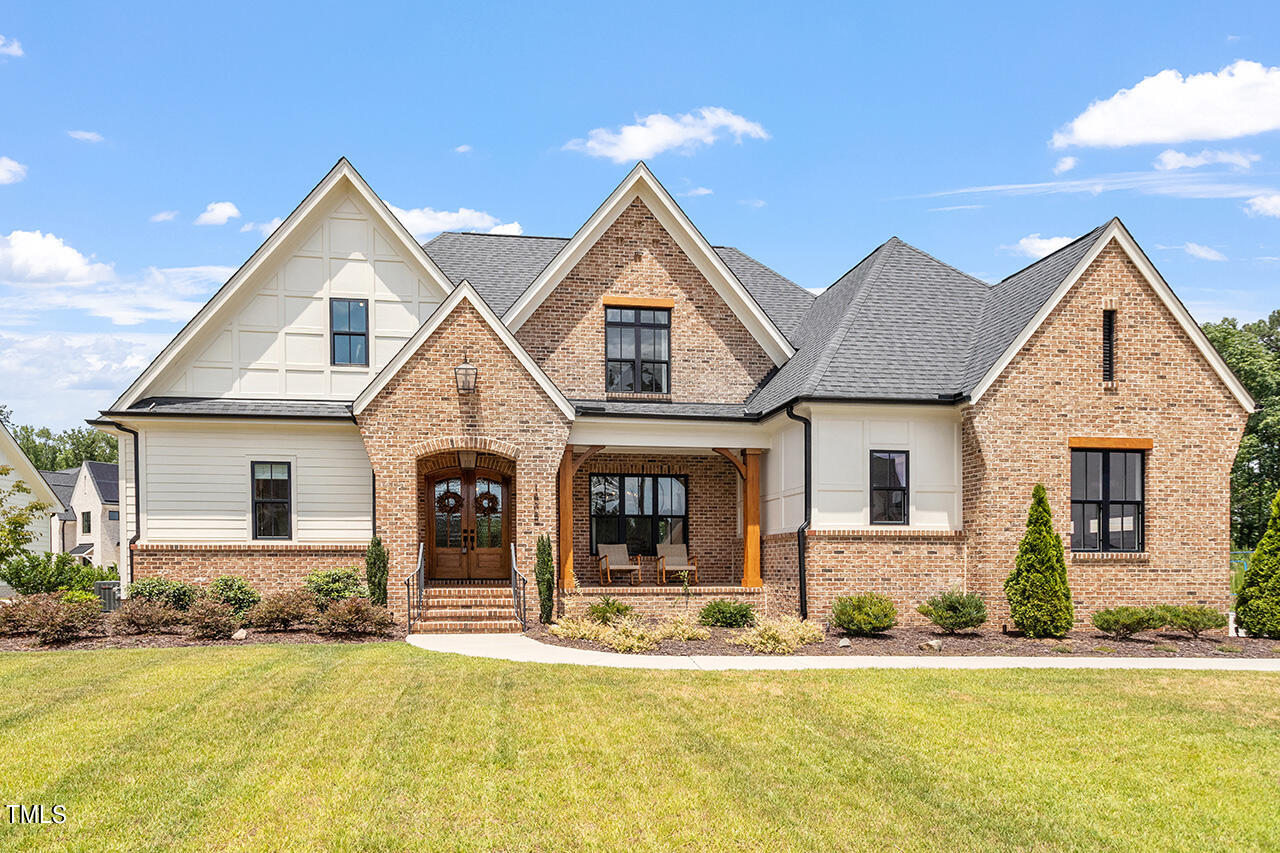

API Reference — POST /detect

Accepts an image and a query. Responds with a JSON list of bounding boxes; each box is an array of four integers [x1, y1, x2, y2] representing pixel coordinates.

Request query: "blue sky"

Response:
[[2, 1, 1279, 428]]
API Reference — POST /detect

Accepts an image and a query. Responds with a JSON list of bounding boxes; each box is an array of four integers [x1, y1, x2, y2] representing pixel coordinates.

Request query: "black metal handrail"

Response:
[[404, 543, 425, 632], [510, 543, 527, 630]]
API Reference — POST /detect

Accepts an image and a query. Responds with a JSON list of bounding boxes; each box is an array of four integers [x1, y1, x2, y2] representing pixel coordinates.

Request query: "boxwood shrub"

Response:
[[698, 599, 755, 628], [917, 589, 987, 634], [830, 593, 898, 636]]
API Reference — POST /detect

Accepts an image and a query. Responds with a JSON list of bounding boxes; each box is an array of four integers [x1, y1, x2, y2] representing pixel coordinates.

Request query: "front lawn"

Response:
[[1, 645, 1277, 852]]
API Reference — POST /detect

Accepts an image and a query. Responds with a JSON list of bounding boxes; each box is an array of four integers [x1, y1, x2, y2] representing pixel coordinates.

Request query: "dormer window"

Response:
[[605, 306, 670, 394]]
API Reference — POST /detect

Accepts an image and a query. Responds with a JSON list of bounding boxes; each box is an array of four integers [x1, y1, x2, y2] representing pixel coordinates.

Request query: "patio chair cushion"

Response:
[[597, 544, 633, 568]]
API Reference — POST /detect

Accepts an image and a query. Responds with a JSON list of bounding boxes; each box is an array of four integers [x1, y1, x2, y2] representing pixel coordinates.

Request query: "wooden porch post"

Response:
[[743, 449, 762, 588], [559, 447, 575, 590]]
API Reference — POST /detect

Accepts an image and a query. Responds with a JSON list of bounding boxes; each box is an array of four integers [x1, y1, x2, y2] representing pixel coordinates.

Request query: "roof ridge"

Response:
[[892, 237, 991, 288], [996, 221, 1111, 284], [803, 239, 898, 396], [430, 231, 568, 242]]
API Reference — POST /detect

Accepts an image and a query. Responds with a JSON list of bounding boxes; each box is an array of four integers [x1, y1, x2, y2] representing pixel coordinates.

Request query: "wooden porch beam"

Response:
[[559, 447, 575, 590], [712, 447, 748, 479], [742, 449, 762, 588], [569, 445, 605, 476]]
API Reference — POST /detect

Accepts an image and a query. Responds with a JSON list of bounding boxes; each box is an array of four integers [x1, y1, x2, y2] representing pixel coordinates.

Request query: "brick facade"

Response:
[[131, 543, 365, 593], [515, 198, 775, 403], [571, 451, 743, 586], [961, 240, 1248, 624], [354, 298, 571, 619]]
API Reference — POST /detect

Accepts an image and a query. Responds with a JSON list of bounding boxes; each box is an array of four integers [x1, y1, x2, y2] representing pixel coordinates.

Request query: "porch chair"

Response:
[[656, 544, 698, 585], [596, 543, 640, 586]]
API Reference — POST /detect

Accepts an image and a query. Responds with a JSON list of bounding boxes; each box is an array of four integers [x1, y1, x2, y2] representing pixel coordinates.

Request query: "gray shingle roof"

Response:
[[571, 399, 754, 420], [107, 397, 354, 420], [40, 468, 78, 521], [421, 232, 814, 343], [83, 460, 119, 504]]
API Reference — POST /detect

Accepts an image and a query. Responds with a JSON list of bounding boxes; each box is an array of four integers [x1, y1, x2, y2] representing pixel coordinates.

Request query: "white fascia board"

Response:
[[112, 158, 455, 410], [0, 422, 64, 512], [568, 416, 766, 449], [352, 280, 575, 421], [501, 162, 795, 365], [969, 219, 1257, 413]]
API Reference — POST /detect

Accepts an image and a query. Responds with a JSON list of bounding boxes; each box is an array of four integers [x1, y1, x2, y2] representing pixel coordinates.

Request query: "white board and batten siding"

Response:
[[150, 191, 444, 401], [136, 422, 372, 545]]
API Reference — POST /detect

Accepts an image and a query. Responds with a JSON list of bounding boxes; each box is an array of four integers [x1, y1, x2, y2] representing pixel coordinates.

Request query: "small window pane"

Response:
[[655, 310, 669, 326], [620, 328, 635, 359], [591, 476, 620, 516], [349, 300, 367, 333], [1071, 452, 1085, 501], [639, 309, 654, 324], [871, 451, 907, 489], [333, 336, 351, 364], [641, 328, 655, 360], [626, 516, 653, 555], [606, 327, 622, 359], [871, 489, 906, 524], [1085, 452, 1103, 501], [593, 517, 622, 548], [255, 502, 289, 538], [606, 308, 620, 322], [658, 517, 686, 545], [619, 309, 635, 323], [349, 335, 367, 365], [652, 363, 668, 394], [332, 300, 349, 331], [655, 329, 669, 360]]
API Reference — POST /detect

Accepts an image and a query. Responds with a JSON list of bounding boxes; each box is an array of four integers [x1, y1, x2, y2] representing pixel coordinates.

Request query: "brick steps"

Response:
[[414, 585, 521, 634]]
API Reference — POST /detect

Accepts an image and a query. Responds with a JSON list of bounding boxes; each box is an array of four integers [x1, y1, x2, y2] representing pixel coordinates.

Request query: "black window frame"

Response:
[[81, 511, 91, 534], [604, 306, 671, 395], [1070, 449, 1144, 553], [589, 473, 688, 557], [108, 510, 119, 521], [330, 298, 369, 367], [869, 450, 909, 525], [1102, 309, 1116, 382], [251, 461, 292, 541]]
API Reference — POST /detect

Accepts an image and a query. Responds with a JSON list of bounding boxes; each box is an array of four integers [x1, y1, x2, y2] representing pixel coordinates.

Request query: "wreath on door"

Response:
[[435, 490, 463, 515], [475, 491, 500, 516]]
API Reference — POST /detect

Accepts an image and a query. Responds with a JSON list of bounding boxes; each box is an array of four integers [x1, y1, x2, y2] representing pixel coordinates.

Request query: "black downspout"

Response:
[[112, 422, 141, 594], [784, 403, 811, 620]]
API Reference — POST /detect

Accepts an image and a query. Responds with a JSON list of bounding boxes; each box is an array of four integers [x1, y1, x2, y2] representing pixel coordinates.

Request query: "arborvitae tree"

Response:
[[1237, 489, 1280, 638], [364, 536, 389, 608], [535, 534, 555, 624], [1004, 483, 1074, 638]]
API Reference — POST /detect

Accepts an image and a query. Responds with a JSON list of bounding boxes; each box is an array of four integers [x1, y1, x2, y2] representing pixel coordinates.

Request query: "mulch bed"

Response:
[[526, 623, 1280, 658], [0, 624, 407, 653]]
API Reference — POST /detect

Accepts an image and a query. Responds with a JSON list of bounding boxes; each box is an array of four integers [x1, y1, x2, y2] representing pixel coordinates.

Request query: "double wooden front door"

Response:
[[427, 468, 510, 580]]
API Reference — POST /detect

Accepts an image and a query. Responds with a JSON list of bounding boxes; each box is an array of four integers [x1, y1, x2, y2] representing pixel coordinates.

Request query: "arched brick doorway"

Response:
[[417, 450, 516, 581]]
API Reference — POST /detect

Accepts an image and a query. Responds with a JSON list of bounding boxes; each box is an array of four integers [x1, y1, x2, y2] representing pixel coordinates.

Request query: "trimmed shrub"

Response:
[[304, 568, 367, 608], [1168, 605, 1228, 639], [108, 599, 182, 635], [830, 593, 898, 636], [548, 616, 609, 644], [1238, 490, 1280, 639], [208, 576, 260, 616], [1148, 604, 1182, 630], [316, 597, 394, 636], [728, 617, 825, 655], [1005, 484, 1074, 638], [0, 596, 39, 634], [654, 615, 711, 642], [188, 599, 239, 640], [917, 589, 987, 634], [25, 594, 102, 645], [0, 551, 116, 595], [365, 536, 389, 608], [246, 590, 318, 631], [127, 577, 200, 611], [586, 596, 633, 625], [1091, 606, 1159, 640], [535, 533, 555, 624], [698, 599, 755, 628]]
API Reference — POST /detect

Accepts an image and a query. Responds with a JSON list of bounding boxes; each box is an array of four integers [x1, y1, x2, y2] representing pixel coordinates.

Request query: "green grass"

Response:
[[1, 645, 1278, 852]]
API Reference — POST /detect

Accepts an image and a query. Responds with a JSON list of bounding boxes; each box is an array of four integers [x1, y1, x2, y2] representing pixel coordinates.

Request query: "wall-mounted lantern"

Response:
[[455, 350, 478, 395]]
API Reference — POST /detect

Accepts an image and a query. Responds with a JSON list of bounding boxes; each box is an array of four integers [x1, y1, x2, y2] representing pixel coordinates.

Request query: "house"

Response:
[[0, 421, 65, 596], [90, 159, 1254, 632], [42, 462, 120, 567]]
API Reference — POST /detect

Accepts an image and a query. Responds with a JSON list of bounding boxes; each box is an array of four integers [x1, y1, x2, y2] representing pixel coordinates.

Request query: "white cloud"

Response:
[[1004, 234, 1073, 259], [0, 229, 232, 326], [454, 144, 472, 153], [240, 217, 283, 237], [1183, 242, 1227, 261], [1245, 194, 1280, 217], [920, 170, 1277, 202], [1154, 149, 1259, 170], [678, 186, 713, 197], [389, 204, 521, 239], [0, 36, 22, 58], [0, 156, 28, 185], [193, 201, 241, 226], [149, 210, 177, 222], [1053, 60, 1280, 148], [738, 199, 766, 209], [1052, 157, 1078, 175], [564, 107, 769, 162], [927, 204, 984, 212], [67, 130, 104, 143]]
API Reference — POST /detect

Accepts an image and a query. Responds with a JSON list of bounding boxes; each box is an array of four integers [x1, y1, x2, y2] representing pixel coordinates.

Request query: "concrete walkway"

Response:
[[406, 633, 1280, 671]]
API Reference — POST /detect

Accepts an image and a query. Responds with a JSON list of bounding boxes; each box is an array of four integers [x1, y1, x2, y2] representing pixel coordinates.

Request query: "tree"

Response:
[[12, 424, 117, 471], [365, 536, 389, 607], [535, 534, 555, 624], [1004, 483, 1074, 638], [0, 465, 50, 564], [0, 404, 12, 428], [1237, 489, 1280, 638], [1203, 313, 1280, 550]]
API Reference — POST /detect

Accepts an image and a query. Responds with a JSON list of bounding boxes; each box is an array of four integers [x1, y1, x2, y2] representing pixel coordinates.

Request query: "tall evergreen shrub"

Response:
[[365, 536, 389, 607], [1238, 489, 1280, 638], [1004, 484, 1074, 638], [535, 534, 555, 624]]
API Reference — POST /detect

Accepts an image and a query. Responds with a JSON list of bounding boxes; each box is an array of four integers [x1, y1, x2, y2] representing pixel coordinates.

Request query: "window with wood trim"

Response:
[[331, 298, 369, 366], [1071, 449, 1143, 552], [1102, 309, 1116, 382], [589, 474, 687, 556], [252, 461, 291, 540], [605, 307, 670, 394], [870, 450, 909, 524]]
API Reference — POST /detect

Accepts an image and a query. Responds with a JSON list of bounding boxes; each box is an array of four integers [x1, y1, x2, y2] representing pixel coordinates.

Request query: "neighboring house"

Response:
[[90, 160, 1255, 632], [0, 421, 64, 596], [42, 462, 120, 567]]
